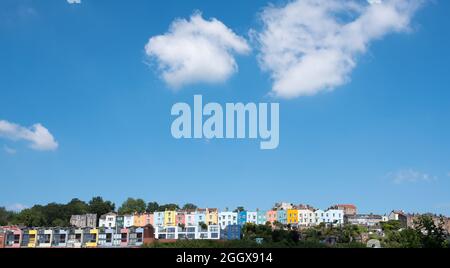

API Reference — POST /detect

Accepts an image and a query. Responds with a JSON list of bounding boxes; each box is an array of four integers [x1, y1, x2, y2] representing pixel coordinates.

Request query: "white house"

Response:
[[99, 212, 117, 228], [154, 225, 220, 240], [218, 212, 238, 229], [123, 215, 134, 228], [298, 209, 316, 227], [323, 209, 344, 226], [246, 212, 258, 224], [314, 209, 326, 224]]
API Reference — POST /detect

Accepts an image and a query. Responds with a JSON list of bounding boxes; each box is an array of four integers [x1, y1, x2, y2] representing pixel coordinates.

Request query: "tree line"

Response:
[[0, 197, 199, 227]]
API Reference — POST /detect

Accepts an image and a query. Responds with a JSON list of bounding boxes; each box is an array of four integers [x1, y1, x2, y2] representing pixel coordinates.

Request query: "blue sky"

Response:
[[1, 0, 450, 215]]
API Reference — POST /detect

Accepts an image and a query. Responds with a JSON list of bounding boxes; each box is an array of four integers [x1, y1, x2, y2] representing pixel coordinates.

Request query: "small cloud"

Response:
[[67, 0, 81, 4], [387, 169, 437, 184], [6, 203, 28, 212], [145, 12, 250, 88], [3, 145, 16, 154], [0, 120, 58, 151]]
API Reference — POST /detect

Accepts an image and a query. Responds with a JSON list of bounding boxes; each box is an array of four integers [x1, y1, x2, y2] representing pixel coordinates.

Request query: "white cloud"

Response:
[[0, 120, 58, 151], [145, 12, 251, 88], [254, 0, 423, 98], [67, 0, 81, 4], [387, 169, 436, 184]]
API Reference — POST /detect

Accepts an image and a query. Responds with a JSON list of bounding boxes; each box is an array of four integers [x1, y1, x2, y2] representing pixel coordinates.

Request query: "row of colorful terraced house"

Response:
[[0, 225, 155, 248], [96, 203, 348, 231]]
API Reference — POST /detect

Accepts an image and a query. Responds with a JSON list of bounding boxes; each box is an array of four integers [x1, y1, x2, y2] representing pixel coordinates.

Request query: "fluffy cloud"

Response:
[[254, 0, 423, 98], [387, 169, 436, 184], [67, 0, 81, 4], [145, 13, 251, 88], [0, 120, 58, 151]]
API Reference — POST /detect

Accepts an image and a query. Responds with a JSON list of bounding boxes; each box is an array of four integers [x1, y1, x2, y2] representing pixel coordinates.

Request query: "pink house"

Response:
[[266, 210, 277, 225], [3, 226, 22, 248], [185, 210, 196, 226], [176, 211, 186, 226], [120, 228, 129, 247]]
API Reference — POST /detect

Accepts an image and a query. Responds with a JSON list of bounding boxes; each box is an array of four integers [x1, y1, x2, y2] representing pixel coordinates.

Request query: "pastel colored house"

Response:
[[246, 211, 258, 224], [52, 228, 68, 247], [257, 210, 267, 225], [206, 208, 219, 225], [196, 208, 207, 226], [84, 228, 98, 248], [298, 209, 316, 227], [287, 209, 299, 225], [99, 212, 117, 228], [155, 225, 220, 240], [128, 227, 144, 247], [67, 228, 83, 248], [185, 210, 196, 226], [323, 209, 344, 226], [153, 212, 164, 227], [24, 229, 37, 248], [98, 228, 115, 247], [124, 215, 135, 228], [218, 211, 238, 229], [176, 211, 186, 226], [4, 227, 22, 248], [134, 213, 153, 227], [276, 210, 287, 225], [266, 210, 277, 225], [164, 210, 176, 226], [120, 228, 129, 247], [238, 211, 247, 225], [37, 228, 53, 248]]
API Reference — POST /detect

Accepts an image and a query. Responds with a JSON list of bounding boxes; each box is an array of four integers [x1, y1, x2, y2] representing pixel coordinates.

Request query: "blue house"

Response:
[[276, 210, 287, 225], [238, 211, 247, 226]]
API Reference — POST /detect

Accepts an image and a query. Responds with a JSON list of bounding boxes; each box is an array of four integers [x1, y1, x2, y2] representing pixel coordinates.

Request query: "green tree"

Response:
[[384, 228, 422, 248], [14, 208, 46, 227], [182, 203, 198, 210], [65, 198, 89, 216], [233, 206, 245, 213], [146, 202, 159, 213], [118, 198, 146, 214], [88, 196, 115, 219], [414, 215, 448, 248], [0, 207, 16, 226], [199, 222, 208, 230], [381, 220, 403, 232], [159, 203, 179, 211]]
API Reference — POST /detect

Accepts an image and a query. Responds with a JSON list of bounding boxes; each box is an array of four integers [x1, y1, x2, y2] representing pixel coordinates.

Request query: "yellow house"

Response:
[[287, 209, 299, 225], [134, 213, 145, 227], [85, 229, 98, 248], [206, 208, 218, 225], [164, 210, 176, 226], [28, 230, 37, 248]]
